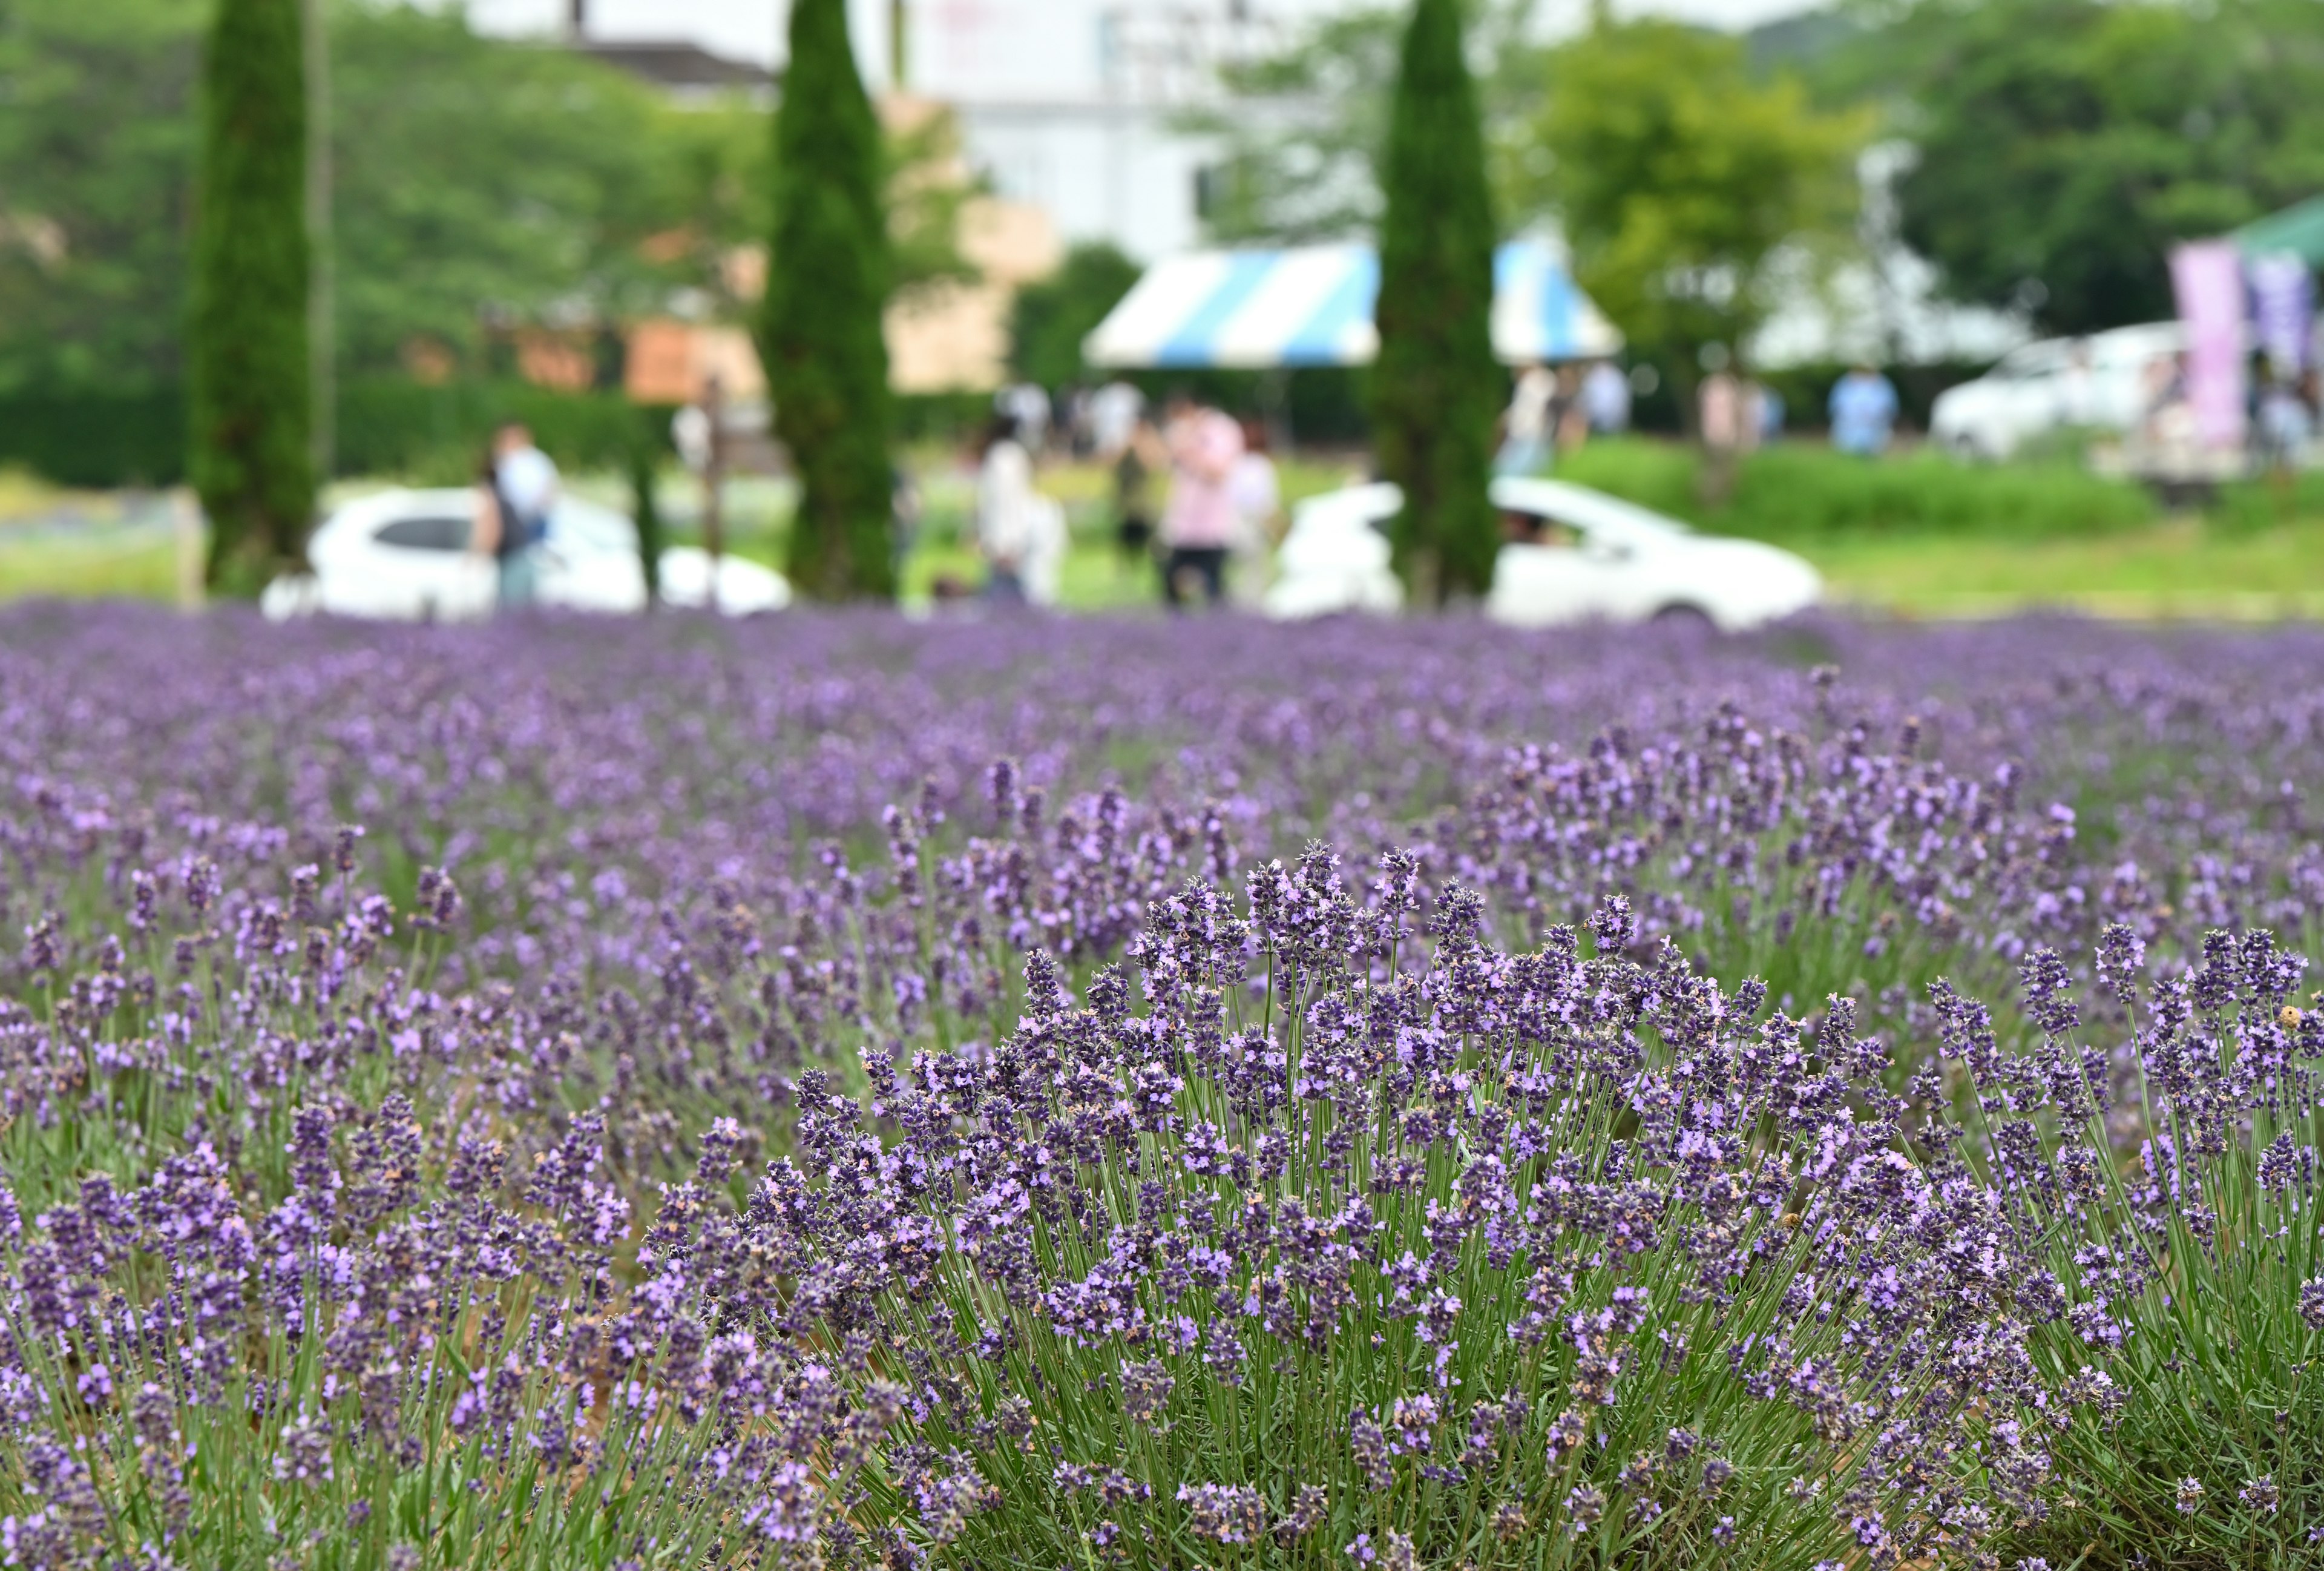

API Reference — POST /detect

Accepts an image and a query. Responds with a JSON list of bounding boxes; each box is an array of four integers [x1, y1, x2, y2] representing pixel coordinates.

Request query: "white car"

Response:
[[1263, 476, 1820, 632], [1931, 321, 2182, 461], [260, 489, 790, 622], [1262, 482, 1407, 621]]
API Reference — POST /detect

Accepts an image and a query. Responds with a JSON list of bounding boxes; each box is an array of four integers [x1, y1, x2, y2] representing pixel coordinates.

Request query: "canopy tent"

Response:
[[1082, 240, 1623, 369], [2234, 196, 2324, 266]]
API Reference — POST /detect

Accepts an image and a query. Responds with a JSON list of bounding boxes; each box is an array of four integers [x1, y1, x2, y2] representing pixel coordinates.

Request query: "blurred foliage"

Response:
[[1558, 435, 2157, 542], [1177, 1, 1543, 245], [0, 0, 965, 394], [1006, 242, 1141, 388], [1514, 18, 1870, 404], [0, 0, 206, 394], [0, 381, 673, 489], [1822, 0, 2324, 334]]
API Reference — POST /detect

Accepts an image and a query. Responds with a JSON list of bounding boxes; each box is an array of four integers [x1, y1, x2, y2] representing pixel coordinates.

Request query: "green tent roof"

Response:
[[2235, 195, 2324, 265]]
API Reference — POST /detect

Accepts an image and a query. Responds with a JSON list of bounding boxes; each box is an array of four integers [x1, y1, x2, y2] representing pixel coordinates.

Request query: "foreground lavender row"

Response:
[[3, 607, 2324, 1568]]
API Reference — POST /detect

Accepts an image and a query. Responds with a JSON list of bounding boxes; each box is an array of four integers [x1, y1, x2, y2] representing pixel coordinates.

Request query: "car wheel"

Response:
[[1651, 604, 1716, 632]]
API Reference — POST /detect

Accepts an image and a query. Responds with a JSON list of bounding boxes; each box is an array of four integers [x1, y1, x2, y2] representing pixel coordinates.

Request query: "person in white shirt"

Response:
[[975, 413, 1066, 607], [473, 421, 559, 608], [1089, 380, 1145, 458], [1496, 364, 1556, 476], [1226, 417, 1282, 608]]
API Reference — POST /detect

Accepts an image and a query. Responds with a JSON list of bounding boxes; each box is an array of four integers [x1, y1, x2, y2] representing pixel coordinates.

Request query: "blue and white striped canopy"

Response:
[[1082, 239, 1623, 369]]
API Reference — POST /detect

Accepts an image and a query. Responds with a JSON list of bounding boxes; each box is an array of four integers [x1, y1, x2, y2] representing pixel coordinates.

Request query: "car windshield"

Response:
[[1995, 344, 2068, 380]]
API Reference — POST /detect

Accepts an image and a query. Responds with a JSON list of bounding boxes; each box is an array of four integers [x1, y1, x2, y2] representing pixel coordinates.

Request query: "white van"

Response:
[[1931, 321, 2182, 461]]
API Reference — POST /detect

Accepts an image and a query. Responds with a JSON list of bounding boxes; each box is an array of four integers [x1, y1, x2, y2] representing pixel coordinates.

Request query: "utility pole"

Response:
[[570, 0, 586, 39], [303, 0, 334, 488], [890, 0, 906, 88]]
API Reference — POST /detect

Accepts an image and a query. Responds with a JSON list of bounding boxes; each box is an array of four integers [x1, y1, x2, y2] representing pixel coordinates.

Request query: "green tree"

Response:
[[1512, 16, 1866, 409], [186, 0, 311, 593], [759, 0, 893, 601], [1181, 1, 1539, 245], [1831, 0, 2324, 334], [1007, 242, 1141, 389], [1372, 0, 1500, 606], [0, 0, 204, 395]]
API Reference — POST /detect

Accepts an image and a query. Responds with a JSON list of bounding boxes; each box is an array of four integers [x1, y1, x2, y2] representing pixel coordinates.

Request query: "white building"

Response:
[[471, 0, 1323, 260], [894, 1, 1301, 260]]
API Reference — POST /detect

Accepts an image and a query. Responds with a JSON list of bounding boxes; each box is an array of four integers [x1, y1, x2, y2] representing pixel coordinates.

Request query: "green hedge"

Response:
[[0, 388, 187, 488], [335, 380, 672, 482], [1556, 437, 2159, 542], [0, 380, 670, 489]]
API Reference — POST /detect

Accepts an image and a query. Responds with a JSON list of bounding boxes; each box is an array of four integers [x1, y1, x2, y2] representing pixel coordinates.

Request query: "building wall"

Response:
[[954, 102, 1215, 260]]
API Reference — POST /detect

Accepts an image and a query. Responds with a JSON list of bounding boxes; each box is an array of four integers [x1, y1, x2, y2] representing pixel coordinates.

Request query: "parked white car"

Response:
[[260, 489, 790, 622], [1931, 321, 2182, 461], [1262, 482, 1407, 621], [1263, 476, 1821, 632]]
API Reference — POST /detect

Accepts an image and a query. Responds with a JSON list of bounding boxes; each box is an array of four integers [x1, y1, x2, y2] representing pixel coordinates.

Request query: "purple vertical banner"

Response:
[[2170, 240, 2248, 448], [2247, 252, 2314, 372]]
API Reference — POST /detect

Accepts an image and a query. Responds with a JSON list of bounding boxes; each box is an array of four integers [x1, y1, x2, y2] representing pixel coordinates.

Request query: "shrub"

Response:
[[1558, 438, 2158, 543]]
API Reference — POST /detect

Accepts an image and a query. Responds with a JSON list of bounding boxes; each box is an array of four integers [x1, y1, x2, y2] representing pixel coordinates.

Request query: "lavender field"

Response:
[[4, 605, 2323, 1570]]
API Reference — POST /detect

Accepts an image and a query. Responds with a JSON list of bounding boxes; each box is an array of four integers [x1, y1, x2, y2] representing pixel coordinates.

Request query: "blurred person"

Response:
[[671, 403, 712, 473], [971, 411, 1046, 608], [1089, 380, 1145, 457], [475, 420, 557, 608], [1697, 345, 1745, 505], [998, 382, 1051, 455], [1554, 364, 1591, 455], [2257, 359, 2314, 474], [890, 461, 923, 583], [1756, 383, 1786, 444], [1227, 417, 1282, 608], [1114, 414, 1164, 573], [1582, 358, 1631, 435], [1496, 362, 1556, 476], [1158, 389, 1243, 610], [1828, 363, 1899, 456], [1060, 383, 1092, 458]]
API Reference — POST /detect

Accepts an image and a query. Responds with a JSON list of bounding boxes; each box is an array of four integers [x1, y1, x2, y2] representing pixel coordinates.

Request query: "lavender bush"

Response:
[[1, 605, 2322, 1568]]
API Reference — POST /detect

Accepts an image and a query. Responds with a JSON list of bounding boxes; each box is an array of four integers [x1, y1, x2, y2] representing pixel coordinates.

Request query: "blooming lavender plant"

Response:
[[2, 607, 2323, 1567]]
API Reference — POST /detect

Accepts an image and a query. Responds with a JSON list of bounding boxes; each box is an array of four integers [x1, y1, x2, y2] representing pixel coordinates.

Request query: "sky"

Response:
[[458, 0, 1828, 77]]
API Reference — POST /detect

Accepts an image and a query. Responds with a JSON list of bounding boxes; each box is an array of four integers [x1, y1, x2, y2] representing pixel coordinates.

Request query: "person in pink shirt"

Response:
[[1158, 390, 1245, 609]]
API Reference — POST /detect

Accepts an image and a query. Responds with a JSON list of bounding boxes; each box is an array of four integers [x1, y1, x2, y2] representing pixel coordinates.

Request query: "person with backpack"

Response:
[[473, 420, 558, 609]]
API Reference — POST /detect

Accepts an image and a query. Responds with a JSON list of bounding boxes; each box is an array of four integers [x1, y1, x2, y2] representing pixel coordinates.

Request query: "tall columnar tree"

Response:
[[1371, 0, 1501, 608], [760, 0, 895, 601], [187, 0, 313, 595]]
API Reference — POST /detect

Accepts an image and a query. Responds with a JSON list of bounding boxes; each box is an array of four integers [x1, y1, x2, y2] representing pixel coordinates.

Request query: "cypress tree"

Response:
[[1371, 0, 1500, 607], [760, 0, 895, 601], [188, 0, 313, 596]]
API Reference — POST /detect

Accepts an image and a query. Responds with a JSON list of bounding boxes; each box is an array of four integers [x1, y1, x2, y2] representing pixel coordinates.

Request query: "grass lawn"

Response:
[[7, 452, 2324, 621], [1818, 516, 2324, 619]]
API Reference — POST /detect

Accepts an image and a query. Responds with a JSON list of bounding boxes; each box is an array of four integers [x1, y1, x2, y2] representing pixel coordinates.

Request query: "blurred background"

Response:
[[3, 0, 2320, 618]]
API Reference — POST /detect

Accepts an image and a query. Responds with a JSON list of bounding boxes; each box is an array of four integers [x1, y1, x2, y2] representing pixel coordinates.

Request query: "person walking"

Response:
[[1158, 390, 1242, 610], [1581, 358, 1631, 436], [1495, 363, 1556, 476], [474, 420, 558, 608], [974, 412, 1066, 608], [1829, 363, 1900, 456], [1697, 347, 1747, 507], [1227, 417, 1282, 610], [1112, 414, 1164, 577]]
